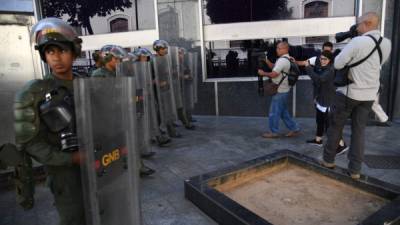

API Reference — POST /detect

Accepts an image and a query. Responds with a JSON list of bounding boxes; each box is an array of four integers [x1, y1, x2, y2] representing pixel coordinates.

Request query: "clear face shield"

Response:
[[30, 17, 81, 48]]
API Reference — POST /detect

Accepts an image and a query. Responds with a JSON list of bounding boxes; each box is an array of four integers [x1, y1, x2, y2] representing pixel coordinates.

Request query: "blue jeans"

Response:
[[268, 92, 299, 134]]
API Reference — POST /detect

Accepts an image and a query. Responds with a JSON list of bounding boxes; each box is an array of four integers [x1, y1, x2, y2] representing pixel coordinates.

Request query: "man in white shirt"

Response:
[[321, 12, 391, 179], [258, 42, 300, 138]]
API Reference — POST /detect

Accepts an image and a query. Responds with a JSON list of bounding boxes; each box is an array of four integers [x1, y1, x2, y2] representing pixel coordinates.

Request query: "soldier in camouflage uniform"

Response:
[[91, 45, 127, 77], [14, 18, 85, 225], [152, 40, 182, 138], [87, 50, 103, 76], [135, 47, 171, 147], [93, 46, 155, 177], [179, 48, 197, 123]]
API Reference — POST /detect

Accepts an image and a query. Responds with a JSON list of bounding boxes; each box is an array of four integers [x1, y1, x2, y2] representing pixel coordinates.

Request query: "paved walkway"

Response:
[[1, 116, 399, 225]]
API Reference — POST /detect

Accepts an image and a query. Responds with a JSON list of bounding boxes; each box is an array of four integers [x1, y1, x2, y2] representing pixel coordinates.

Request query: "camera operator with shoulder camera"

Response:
[[321, 12, 391, 179]]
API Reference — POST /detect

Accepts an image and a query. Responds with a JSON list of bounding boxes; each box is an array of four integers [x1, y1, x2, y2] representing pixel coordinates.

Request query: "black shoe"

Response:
[[378, 121, 391, 127], [156, 135, 171, 146], [336, 144, 349, 156], [141, 151, 156, 159], [167, 124, 182, 138], [185, 124, 196, 130], [140, 166, 155, 177], [306, 139, 323, 147], [169, 132, 182, 138], [158, 139, 171, 147]]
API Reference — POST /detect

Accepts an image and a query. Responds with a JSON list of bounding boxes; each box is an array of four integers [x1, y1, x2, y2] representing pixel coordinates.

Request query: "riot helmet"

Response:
[[133, 47, 153, 62], [178, 47, 187, 60], [152, 40, 169, 52], [125, 52, 139, 62], [100, 45, 127, 64], [178, 47, 187, 55], [30, 17, 82, 62]]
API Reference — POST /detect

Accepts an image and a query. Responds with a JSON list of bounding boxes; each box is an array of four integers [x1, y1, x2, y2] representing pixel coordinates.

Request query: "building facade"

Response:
[[0, 0, 399, 137]]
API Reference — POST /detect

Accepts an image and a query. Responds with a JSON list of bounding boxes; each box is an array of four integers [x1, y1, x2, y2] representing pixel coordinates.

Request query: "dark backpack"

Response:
[[282, 57, 301, 86]]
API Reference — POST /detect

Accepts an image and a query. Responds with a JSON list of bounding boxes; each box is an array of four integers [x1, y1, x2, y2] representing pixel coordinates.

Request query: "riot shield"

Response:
[[152, 55, 178, 125], [182, 52, 195, 110], [140, 62, 161, 139], [117, 61, 154, 155], [74, 77, 141, 225], [192, 52, 199, 104], [169, 46, 184, 109]]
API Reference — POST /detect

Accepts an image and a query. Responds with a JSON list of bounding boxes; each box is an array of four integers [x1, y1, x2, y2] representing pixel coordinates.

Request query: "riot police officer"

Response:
[[167, 46, 195, 130], [152, 40, 182, 138], [88, 50, 103, 76], [135, 47, 172, 147], [91, 45, 127, 77], [14, 18, 85, 225], [179, 47, 197, 123]]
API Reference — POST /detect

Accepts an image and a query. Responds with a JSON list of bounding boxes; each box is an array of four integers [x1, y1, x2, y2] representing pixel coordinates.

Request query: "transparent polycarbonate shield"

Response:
[[117, 61, 153, 154], [192, 52, 199, 104], [169, 46, 183, 108], [74, 77, 141, 225], [152, 55, 178, 124], [136, 62, 161, 138], [183, 52, 195, 110]]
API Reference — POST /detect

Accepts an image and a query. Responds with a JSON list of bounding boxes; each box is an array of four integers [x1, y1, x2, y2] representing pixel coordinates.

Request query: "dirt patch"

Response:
[[215, 164, 388, 225]]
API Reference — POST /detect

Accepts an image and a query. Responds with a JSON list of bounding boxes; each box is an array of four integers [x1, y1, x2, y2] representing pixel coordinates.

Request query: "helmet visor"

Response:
[[30, 18, 79, 46]]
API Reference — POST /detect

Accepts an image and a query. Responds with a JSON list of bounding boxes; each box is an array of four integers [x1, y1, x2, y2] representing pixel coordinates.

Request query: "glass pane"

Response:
[[157, 0, 201, 47], [202, 0, 356, 25], [157, 0, 202, 80], [72, 50, 96, 76], [205, 36, 345, 78], [40, 0, 156, 35], [362, 0, 383, 30]]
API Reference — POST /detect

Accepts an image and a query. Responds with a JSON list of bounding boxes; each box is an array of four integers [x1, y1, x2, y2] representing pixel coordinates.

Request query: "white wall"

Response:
[[0, 23, 40, 85], [0, 15, 40, 144]]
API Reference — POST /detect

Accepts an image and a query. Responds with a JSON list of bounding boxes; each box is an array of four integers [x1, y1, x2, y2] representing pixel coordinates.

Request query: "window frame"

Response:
[[109, 15, 130, 33]]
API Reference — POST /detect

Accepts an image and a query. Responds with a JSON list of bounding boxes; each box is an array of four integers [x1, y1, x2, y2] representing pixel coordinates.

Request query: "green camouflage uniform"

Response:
[[90, 67, 116, 77], [14, 74, 85, 225]]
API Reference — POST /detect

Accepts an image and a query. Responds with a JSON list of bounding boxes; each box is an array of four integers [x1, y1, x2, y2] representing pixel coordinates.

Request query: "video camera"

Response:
[[335, 24, 358, 43]]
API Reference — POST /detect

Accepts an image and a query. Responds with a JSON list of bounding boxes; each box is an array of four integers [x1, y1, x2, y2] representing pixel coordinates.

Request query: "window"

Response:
[[202, 0, 354, 25], [110, 18, 129, 33], [158, 7, 180, 41], [304, 1, 329, 44], [205, 36, 344, 78], [304, 1, 329, 18], [40, 0, 156, 35]]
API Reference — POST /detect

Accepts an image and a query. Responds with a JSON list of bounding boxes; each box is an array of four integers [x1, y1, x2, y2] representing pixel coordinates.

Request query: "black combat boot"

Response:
[[167, 123, 182, 138]]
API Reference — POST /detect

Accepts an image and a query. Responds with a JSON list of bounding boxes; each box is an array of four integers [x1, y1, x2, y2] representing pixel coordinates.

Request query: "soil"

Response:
[[215, 164, 388, 225]]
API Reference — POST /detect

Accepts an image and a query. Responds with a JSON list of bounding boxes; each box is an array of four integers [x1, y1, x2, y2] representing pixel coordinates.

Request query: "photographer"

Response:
[[321, 12, 391, 179], [258, 41, 300, 138]]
